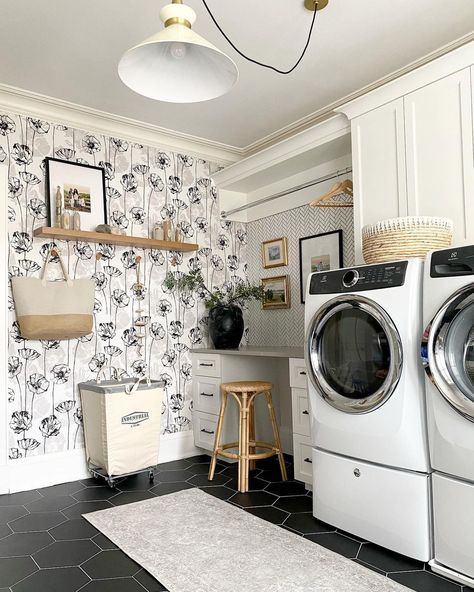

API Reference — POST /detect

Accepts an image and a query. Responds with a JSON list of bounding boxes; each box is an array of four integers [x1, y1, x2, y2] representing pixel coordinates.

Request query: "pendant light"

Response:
[[118, 0, 239, 103]]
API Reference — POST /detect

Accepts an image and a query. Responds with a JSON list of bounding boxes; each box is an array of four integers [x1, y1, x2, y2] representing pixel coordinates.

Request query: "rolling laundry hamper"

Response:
[[79, 370, 163, 487]]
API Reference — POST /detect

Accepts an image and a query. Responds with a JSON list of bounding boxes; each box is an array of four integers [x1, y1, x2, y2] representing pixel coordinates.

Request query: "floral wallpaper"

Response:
[[1, 112, 247, 459]]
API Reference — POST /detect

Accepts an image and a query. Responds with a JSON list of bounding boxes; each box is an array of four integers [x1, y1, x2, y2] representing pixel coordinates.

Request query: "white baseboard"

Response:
[[1, 430, 200, 494]]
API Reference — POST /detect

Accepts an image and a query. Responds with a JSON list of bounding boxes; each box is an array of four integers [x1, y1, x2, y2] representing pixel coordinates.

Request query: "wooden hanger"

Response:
[[309, 178, 353, 208]]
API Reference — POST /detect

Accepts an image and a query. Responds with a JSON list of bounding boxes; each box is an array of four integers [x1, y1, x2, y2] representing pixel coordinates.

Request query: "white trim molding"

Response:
[[335, 40, 474, 120], [0, 83, 242, 166], [0, 431, 201, 494]]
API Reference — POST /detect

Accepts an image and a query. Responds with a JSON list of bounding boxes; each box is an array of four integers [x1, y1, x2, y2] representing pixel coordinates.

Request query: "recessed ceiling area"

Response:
[[0, 0, 472, 149]]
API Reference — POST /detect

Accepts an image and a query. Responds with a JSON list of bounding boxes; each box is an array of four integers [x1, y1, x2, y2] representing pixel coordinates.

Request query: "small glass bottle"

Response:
[[61, 209, 71, 230], [55, 186, 63, 228], [162, 220, 172, 241], [73, 212, 81, 231], [153, 223, 164, 241], [175, 223, 182, 242]]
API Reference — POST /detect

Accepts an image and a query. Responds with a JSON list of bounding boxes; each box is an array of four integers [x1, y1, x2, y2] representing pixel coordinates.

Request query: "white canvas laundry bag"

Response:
[[79, 371, 163, 477], [11, 249, 95, 340]]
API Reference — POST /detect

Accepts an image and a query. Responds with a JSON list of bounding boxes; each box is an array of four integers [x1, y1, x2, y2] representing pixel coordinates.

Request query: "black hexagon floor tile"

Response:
[[49, 517, 98, 540], [62, 501, 113, 520], [225, 475, 269, 491], [12, 565, 89, 592], [156, 469, 195, 483], [0, 506, 28, 524], [149, 482, 193, 496], [0, 532, 53, 557], [82, 549, 140, 579], [92, 533, 117, 550], [0, 524, 12, 540], [109, 491, 155, 506], [198, 486, 235, 500], [79, 578, 147, 592], [0, 556, 37, 587], [153, 459, 191, 471], [265, 480, 307, 497], [0, 491, 41, 507], [189, 472, 231, 487], [229, 490, 277, 508], [73, 488, 116, 502], [274, 494, 313, 513], [284, 512, 336, 535], [305, 532, 362, 558], [39, 482, 85, 497], [134, 569, 168, 591], [358, 542, 424, 573], [187, 462, 220, 475], [9, 512, 65, 533], [245, 506, 289, 525], [25, 495, 75, 513], [33, 539, 99, 567], [116, 473, 156, 491], [389, 570, 462, 592]]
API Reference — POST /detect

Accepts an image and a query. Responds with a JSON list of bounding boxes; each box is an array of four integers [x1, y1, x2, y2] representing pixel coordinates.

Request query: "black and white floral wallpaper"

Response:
[[1, 112, 248, 459]]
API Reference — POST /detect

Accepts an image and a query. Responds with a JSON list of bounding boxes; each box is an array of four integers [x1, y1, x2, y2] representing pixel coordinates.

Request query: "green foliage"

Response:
[[164, 270, 269, 310]]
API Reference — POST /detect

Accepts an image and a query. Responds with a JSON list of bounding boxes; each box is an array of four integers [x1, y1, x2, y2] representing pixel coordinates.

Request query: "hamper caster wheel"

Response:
[[107, 478, 116, 488], [148, 470, 154, 483]]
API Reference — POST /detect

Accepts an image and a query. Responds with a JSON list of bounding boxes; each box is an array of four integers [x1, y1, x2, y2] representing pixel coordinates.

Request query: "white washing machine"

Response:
[[422, 245, 474, 587], [305, 259, 432, 561]]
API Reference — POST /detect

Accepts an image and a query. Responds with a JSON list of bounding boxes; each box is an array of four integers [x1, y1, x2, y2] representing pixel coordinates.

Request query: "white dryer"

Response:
[[422, 245, 474, 587], [305, 259, 432, 561]]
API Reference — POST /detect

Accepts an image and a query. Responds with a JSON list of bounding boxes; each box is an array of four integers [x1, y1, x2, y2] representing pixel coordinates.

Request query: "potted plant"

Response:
[[163, 269, 269, 349]]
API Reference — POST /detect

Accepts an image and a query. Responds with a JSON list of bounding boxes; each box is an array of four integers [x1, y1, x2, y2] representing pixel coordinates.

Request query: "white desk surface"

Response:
[[190, 346, 304, 359]]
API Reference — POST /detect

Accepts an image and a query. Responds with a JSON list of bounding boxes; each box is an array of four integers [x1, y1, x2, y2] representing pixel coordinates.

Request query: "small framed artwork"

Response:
[[44, 157, 107, 231], [262, 275, 291, 310], [299, 230, 343, 303], [262, 237, 288, 269]]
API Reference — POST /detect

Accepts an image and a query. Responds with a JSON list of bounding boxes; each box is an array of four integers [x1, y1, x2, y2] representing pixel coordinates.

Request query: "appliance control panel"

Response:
[[309, 261, 408, 295], [430, 245, 474, 277]]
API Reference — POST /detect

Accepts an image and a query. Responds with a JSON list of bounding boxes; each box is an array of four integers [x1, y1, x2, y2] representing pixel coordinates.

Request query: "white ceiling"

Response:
[[0, 0, 472, 149]]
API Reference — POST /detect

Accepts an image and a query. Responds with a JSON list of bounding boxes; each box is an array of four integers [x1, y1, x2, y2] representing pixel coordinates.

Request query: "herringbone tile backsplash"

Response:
[[246, 205, 354, 347]]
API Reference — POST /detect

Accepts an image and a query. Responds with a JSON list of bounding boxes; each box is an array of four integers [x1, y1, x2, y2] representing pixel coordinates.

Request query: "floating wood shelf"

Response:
[[33, 227, 199, 252]]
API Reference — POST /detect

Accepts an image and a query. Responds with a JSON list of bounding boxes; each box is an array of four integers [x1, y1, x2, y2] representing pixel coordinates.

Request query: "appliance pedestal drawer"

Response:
[[313, 448, 431, 561]]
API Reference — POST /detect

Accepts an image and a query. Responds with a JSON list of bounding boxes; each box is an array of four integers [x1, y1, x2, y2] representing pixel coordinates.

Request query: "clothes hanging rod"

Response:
[[221, 167, 352, 218]]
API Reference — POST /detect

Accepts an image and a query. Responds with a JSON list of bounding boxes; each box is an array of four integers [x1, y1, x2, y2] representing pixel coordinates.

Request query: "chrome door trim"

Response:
[[422, 284, 474, 421], [305, 294, 403, 414]]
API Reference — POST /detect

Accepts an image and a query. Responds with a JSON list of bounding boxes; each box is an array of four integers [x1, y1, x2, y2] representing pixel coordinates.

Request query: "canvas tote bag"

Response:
[[79, 370, 163, 476], [11, 249, 95, 340]]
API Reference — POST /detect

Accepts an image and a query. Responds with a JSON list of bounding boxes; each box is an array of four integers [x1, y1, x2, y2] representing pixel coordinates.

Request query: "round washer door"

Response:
[[305, 295, 403, 413], [422, 284, 474, 421]]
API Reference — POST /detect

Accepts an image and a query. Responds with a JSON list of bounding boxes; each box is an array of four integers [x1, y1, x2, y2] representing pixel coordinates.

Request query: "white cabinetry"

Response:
[[338, 43, 474, 262], [404, 69, 474, 245], [289, 358, 312, 489]]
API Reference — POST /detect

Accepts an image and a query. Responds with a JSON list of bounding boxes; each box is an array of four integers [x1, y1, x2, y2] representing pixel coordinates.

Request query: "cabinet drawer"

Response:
[[193, 354, 221, 378], [293, 433, 313, 485], [289, 358, 308, 389], [291, 388, 310, 437], [193, 411, 218, 451], [193, 377, 221, 415]]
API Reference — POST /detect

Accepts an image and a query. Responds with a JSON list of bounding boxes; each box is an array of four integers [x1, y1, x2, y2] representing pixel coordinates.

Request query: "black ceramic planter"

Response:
[[208, 305, 244, 349]]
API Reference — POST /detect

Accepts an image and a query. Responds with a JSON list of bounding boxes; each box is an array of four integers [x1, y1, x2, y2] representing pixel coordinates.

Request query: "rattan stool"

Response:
[[208, 381, 287, 493]]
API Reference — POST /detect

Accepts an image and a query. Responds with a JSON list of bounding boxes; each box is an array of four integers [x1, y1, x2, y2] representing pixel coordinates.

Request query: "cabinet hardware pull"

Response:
[[302, 410, 309, 415], [299, 371, 307, 376], [199, 362, 213, 367], [304, 457, 313, 464], [200, 392, 214, 397], [201, 428, 215, 434]]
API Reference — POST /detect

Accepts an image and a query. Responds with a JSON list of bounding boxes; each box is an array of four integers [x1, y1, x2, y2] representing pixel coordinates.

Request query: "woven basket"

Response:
[[362, 216, 453, 264]]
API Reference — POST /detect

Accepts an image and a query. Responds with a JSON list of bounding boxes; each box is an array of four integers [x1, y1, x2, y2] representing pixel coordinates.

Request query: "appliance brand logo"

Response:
[[121, 411, 149, 426]]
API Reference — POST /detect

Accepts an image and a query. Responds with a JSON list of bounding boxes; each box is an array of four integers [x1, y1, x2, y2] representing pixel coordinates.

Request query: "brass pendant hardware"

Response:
[[304, 0, 328, 11], [164, 16, 192, 28]]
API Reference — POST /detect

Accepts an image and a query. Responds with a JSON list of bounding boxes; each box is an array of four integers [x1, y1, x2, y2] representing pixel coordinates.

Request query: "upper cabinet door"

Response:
[[404, 69, 474, 246], [351, 99, 408, 262]]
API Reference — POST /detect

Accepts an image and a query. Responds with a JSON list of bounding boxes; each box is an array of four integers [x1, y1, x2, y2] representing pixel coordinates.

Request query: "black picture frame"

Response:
[[44, 157, 107, 229], [299, 229, 343, 303]]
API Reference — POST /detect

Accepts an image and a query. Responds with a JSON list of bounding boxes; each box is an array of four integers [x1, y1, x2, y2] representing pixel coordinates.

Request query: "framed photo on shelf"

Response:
[[262, 275, 291, 310], [261, 237, 288, 269], [299, 230, 343, 303], [44, 157, 107, 231]]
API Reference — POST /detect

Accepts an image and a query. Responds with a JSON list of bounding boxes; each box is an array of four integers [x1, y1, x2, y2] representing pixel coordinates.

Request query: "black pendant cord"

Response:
[[201, 0, 319, 75]]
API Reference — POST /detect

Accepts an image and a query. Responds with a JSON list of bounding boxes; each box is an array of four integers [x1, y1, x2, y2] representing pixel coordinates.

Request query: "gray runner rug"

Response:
[[84, 488, 410, 592]]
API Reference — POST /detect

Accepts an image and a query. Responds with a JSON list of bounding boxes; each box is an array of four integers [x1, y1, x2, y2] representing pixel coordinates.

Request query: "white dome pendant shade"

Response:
[[118, 1, 239, 103]]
